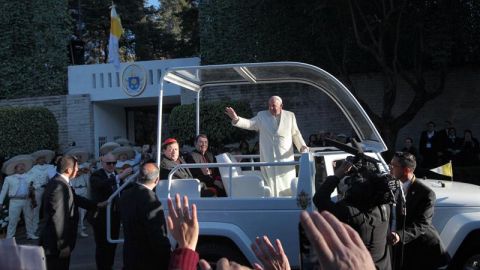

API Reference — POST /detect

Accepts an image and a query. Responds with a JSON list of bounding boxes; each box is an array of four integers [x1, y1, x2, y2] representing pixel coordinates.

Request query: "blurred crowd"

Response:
[[401, 121, 479, 168]]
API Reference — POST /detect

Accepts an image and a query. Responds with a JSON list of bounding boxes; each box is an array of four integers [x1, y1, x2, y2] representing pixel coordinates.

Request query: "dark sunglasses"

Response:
[[105, 161, 117, 165]]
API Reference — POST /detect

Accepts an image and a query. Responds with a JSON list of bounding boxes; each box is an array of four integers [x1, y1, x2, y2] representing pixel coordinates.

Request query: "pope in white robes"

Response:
[[225, 96, 308, 196]]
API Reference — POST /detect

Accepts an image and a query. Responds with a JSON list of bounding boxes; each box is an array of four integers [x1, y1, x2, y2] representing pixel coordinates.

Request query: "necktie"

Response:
[[110, 173, 121, 197]]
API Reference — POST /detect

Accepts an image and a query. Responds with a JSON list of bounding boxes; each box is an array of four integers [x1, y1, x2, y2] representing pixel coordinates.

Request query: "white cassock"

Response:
[[233, 110, 306, 196]]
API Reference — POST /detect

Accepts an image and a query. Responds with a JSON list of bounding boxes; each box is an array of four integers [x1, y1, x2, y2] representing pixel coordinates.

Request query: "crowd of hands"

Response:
[[167, 194, 375, 270]]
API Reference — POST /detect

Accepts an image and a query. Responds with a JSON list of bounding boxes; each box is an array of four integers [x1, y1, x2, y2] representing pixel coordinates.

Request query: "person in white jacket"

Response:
[[0, 155, 37, 239], [225, 96, 308, 196], [28, 149, 55, 236]]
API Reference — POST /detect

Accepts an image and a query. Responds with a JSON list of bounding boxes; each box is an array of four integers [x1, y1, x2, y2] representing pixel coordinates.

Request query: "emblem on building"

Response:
[[296, 190, 311, 210], [121, 64, 147, 97]]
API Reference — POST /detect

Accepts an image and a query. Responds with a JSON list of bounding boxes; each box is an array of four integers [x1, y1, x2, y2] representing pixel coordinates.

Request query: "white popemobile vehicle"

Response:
[[108, 62, 480, 270]]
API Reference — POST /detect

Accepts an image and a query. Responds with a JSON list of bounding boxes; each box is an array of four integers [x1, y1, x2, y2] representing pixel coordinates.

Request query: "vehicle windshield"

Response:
[[161, 62, 386, 153]]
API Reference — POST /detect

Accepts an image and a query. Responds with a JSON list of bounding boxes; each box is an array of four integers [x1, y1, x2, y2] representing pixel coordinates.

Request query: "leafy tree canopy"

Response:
[[200, 0, 480, 157], [168, 100, 255, 151], [0, 0, 70, 99], [71, 0, 199, 63]]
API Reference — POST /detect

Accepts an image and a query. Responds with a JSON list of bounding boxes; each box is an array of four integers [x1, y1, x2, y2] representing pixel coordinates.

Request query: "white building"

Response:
[[68, 57, 200, 157]]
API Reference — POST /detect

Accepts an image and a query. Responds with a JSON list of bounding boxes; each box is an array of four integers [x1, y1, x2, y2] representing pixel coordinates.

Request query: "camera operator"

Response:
[[388, 152, 449, 270], [313, 159, 392, 270]]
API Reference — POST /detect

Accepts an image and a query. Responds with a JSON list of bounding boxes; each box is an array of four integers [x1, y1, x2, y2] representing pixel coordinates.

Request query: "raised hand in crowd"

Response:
[[118, 167, 133, 180], [300, 211, 375, 270], [167, 193, 251, 270], [251, 236, 291, 270], [167, 193, 199, 250], [96, 200, 109, 208]]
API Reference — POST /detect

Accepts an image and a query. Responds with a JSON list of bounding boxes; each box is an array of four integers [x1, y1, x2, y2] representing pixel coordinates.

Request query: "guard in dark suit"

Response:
[[41, 155, 97, 270], [120, 162, 171, 269], [389, 152, 449, 270], [313, 161, 392, 270], [419, 121, 440, 168], [88, 152, 132, 270]]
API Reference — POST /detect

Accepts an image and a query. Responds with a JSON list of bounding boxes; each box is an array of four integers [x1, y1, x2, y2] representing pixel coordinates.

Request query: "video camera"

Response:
[[327, 138, 399, 209]]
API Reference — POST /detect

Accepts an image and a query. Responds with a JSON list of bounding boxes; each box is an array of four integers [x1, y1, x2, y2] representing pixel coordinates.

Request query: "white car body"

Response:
[[107, 62, 480, 269]]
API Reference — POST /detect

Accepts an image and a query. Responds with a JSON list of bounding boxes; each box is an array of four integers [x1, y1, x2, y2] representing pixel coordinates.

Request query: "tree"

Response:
[[72, 0, 199, 63], [0, 107, 58, 158], [199, 0, 480, 157], [168, 101, 255, 151], [312, 0, 480, 158], [32, 0, 71, 95], [0, 0, 70, 99]]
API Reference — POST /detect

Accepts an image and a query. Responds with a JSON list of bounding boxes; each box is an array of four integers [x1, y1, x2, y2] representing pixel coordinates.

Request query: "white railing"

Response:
[[106, 171, 138, 244], [167, 161, 300, 197]]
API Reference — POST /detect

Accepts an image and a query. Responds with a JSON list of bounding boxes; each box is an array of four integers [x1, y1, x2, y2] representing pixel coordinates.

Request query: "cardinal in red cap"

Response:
[[162, 138, 177, 147]]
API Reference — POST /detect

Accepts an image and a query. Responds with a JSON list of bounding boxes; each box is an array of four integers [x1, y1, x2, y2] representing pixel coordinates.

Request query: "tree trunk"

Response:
[[378, 122, 399, 162]]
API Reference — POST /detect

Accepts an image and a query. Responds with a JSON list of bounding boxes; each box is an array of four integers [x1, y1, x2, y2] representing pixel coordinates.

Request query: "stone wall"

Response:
[[0, 94, 94, 155]]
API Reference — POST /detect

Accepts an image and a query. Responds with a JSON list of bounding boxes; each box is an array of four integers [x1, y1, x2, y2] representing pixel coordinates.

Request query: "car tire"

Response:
[[450, 242, 480, 270]]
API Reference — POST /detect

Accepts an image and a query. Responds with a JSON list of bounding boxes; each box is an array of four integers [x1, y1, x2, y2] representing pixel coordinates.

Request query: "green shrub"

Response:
[[0, 107, 58, 158], [168, 100, 255, 150]]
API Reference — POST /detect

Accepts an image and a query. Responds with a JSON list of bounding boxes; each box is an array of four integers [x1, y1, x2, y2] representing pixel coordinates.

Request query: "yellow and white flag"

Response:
[[430, 161, 453, 178], [108, 5, 123, 70]]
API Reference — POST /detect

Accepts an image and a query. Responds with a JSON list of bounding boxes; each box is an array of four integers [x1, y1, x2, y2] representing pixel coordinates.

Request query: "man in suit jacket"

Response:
[[419, 121, 440, 168], [388, 152, 449, 270], [225, 96, 308, 196], [120, 162, 171, 269], [88, 152, 132, 270], [40, 155, 98, 270], [185, 134, 226, 196], [313, 162, 391, 270]]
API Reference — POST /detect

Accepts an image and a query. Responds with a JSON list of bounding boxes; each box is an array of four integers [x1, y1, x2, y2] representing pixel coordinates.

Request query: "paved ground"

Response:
[[13, 223, 124, 270]]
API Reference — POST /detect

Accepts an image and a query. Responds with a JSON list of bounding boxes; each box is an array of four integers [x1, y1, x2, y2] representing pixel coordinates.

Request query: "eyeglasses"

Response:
[[105, 161, 117, 165]]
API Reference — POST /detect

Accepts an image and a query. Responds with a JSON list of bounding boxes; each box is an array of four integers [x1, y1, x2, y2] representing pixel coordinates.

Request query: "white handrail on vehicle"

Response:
[[106, 171, 139, 244], [167, 161, 300, 197]]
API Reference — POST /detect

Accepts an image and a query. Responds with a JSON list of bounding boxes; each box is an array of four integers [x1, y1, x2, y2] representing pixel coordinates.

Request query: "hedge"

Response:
[[0, 107, 58, 158], [168, 100, 256, 150]]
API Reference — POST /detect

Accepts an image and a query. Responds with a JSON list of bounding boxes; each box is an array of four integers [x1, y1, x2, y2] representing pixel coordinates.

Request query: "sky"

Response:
[[146, 0, 159, 8]]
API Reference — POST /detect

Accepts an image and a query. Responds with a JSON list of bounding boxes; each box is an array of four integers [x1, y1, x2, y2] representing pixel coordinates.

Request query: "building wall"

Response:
[[1, 66, 478, 157], [202, 82, 355, 143], [68, 57, 200, 102], [0, 94, 93, 154], [92, 103, 127, 156]]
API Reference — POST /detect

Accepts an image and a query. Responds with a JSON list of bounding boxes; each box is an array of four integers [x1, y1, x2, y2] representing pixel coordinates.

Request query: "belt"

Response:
[[10, 196, 27, 200]]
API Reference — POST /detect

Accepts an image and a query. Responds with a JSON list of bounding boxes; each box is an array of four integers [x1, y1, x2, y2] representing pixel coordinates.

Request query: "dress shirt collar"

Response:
[[104, 169, 116, 178], [57, 173, 70, 184], [402, 175, 415, 194], [139, 182, 154, 191]]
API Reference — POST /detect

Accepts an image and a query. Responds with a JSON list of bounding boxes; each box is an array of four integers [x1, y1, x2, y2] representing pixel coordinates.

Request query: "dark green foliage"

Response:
[[168, 100, 255, 150], [199, 0, 480, 156], [0, 0, 70, 99], [0, 107, 58, 158], [76, 0, 199, 63]]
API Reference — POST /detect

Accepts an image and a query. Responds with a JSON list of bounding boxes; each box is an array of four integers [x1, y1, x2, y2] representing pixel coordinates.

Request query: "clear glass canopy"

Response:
[[160, 62, 387, 153]]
